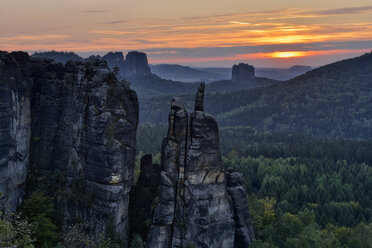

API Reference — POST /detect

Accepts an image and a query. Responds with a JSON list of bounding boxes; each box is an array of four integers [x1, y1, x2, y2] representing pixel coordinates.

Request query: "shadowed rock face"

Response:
[[232, 63, 255, 82], [0, 51, 139, 243], [123, 51, 151, 77], [129, 154, 161, 240], [147, 83, 255, 247], [0, 52, 33, 210]]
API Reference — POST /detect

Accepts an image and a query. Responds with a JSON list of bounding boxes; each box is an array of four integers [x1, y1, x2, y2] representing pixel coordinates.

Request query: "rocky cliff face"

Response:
[[0, 51, 139, 243], [232, 63, 255, 82], [0, 52, 33, 211], [147, 83, 255, 247]]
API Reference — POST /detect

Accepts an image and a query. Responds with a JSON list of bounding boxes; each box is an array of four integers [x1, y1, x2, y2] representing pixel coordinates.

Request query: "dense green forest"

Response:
[[136, 124, 372, 247], [140, 52, 372, 139]]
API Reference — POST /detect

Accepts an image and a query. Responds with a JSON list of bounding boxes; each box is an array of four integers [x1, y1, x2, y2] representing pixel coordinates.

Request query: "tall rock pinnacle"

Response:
[[123, 51, 151, 77], [147, 83, 255, 247]]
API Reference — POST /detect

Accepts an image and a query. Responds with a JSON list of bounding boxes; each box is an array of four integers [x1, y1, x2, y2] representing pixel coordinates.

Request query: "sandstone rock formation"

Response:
[[147, 83, 255, 247], [123, 51, 151, 77], [232, 63, 255, 82], [0, 51, 33, 211], [0, 51, 139, 243], [102, 52, 125, 72], [102, 51, 151, 79]]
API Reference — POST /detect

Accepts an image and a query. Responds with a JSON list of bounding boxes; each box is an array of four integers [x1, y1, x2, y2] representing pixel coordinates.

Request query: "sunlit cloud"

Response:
[[91, 30, 131, 35], [229, 21, 251, 25], [270, 51, 308, 58], [148, 48, 371, 64], [1, 4, 372, 66], [146, 50, 177, 55], [0, 34, 70, 41]]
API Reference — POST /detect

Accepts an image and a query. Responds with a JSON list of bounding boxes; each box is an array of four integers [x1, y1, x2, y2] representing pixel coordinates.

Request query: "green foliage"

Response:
[[21, 192, 59, 247], [224, 155, 372, 227], [129, 234, 145, 248], [248, 195, 372, 248], [0, 210, 35, 248], [215, 128, 372, 247], [58, 224, 122, 248], [58, 224, 94, 248]]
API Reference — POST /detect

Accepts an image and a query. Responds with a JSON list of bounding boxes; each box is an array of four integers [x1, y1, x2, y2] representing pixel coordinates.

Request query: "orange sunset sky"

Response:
[[1, 0, 372, 67]]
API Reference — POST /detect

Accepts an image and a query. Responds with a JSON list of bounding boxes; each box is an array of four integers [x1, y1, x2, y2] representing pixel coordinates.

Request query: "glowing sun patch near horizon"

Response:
[[270, 51, 309, 58]]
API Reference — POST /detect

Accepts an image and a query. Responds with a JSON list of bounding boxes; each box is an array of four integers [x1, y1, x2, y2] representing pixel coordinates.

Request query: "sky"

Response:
[[0, 0, 372, 67]]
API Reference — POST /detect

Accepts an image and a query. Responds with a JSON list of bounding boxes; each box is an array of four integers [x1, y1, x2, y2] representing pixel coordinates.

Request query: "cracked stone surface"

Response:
[[147, 83, 255, 248], [0, 51, 139, 243]]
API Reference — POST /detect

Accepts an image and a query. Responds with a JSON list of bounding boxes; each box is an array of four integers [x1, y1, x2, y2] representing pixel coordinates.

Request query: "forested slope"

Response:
[[141, 52, 372, 139]]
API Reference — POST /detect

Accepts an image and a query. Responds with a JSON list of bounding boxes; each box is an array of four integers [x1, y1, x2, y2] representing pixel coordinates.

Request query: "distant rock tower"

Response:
[[232, 63, 255, 82], [123, 51, 151, 77]]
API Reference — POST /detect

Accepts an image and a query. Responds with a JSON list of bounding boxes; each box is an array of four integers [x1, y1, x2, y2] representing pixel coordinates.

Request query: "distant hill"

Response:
[[140, 52, 372, 139], [255, 65, 312, 81], [150, 64, 223, 83], [151, 64, 312, 82], [127, 74, 277, 98], [109, 53, 278, 98]]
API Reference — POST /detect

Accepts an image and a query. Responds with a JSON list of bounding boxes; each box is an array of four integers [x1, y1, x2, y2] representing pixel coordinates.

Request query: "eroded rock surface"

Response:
[[147, 83, 255, 247], [0, 51, 139, 243], [0, 52, 32, 210]]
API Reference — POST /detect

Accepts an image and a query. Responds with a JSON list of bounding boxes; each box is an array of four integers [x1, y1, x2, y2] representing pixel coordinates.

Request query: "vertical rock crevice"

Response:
[[0, 52, 139, 244], [147, 82, 255, 247]]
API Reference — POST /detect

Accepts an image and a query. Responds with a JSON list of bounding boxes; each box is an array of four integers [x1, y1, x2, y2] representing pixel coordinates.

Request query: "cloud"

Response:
[[130, 39, 166, 45], [229, 21, 251, 25], [0, 34, 70, 41], [100, 20, 127, 25], [2, 5, 372, 67], [91, 30, 131, 35], [313, 6, 372, 16], [83, 10, 107, 13], [147, 48, 371, 65]]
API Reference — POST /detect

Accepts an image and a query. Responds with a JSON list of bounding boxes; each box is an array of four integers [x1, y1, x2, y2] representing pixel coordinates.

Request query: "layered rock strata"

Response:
[[147, 83, 255, 247]]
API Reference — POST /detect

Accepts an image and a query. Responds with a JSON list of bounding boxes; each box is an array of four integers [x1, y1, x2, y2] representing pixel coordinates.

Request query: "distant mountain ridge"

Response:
[[30, 51, 279, 98], [151, 64, 312, 82], [140, 52, 372, 139], [149, 64, 226, 82], [99, 52, 279, 98]]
